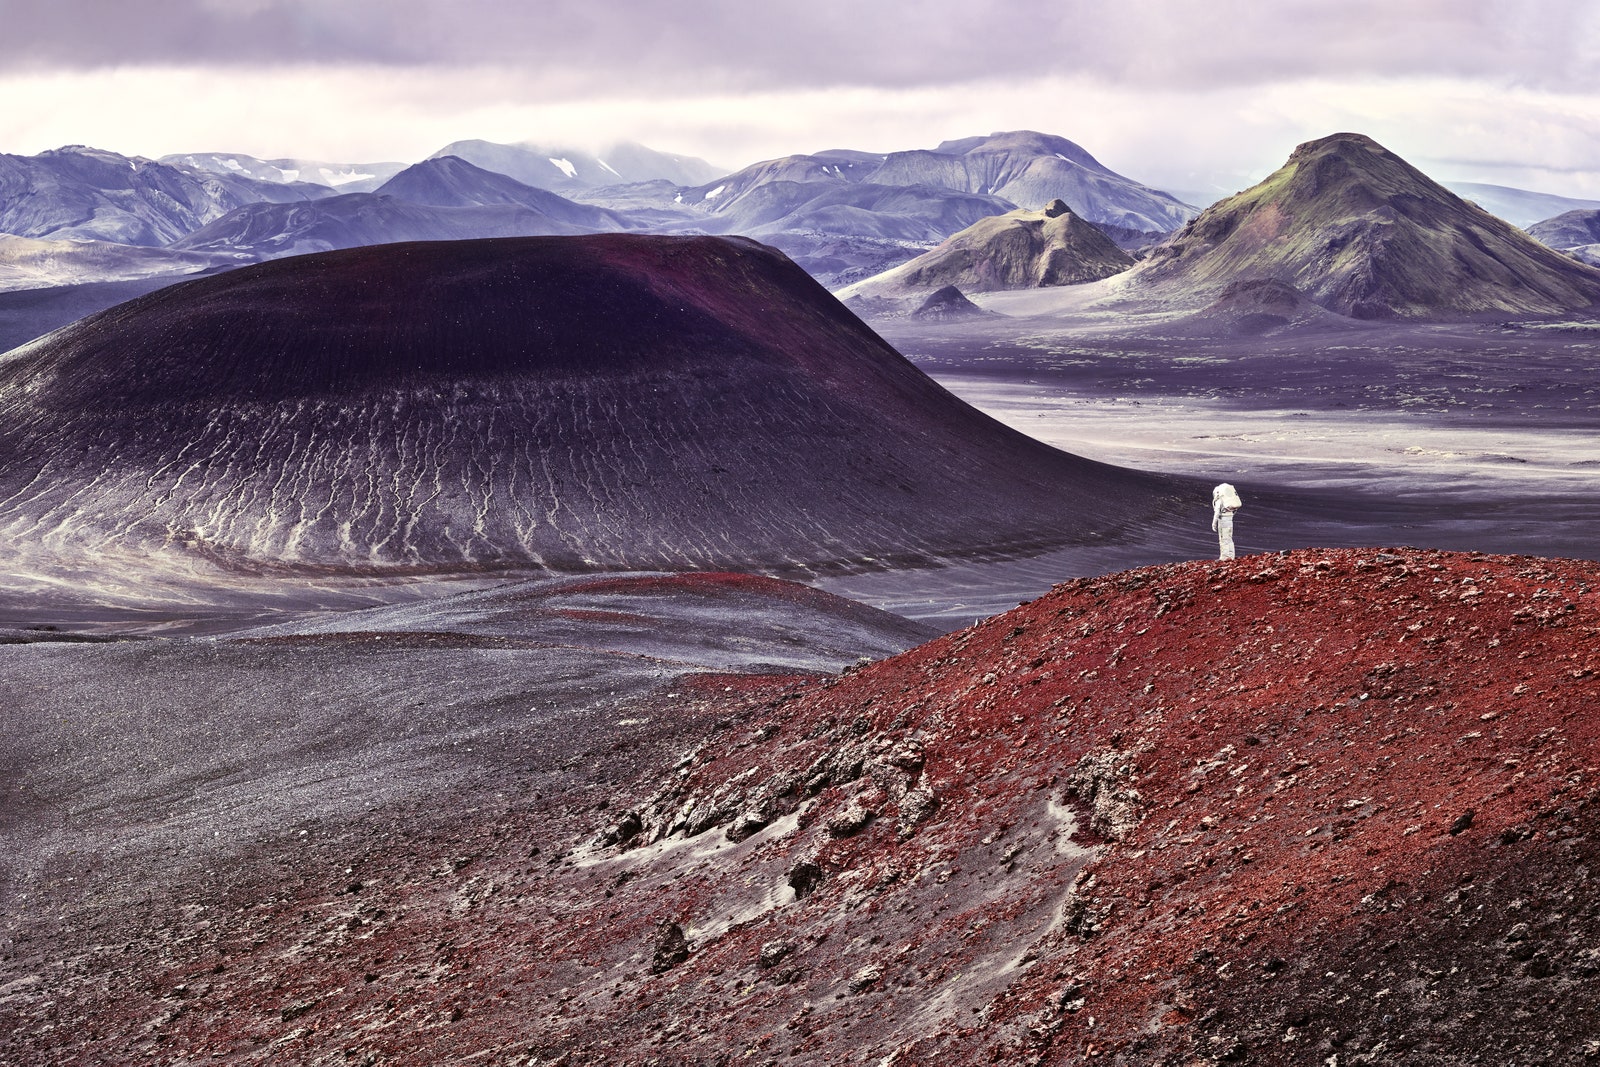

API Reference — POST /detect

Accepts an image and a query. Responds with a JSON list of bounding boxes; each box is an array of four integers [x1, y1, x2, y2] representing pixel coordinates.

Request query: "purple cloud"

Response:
[[4, 0, 1598, 98]]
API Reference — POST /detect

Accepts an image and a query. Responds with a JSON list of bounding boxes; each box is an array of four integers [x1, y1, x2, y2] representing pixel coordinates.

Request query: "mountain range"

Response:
[[836, 132, 1600, 326], [1443, 181, 1600, 228], [0, 145, 332, 247], [428, 139, 726, 191], [6, 130, 1600, 344], [542, 131, 1193, 285], [650, 131, 1196, 231], [171, 157, 632, 259], [159, 151, 409, 193], [0, 131, 1196, 307]]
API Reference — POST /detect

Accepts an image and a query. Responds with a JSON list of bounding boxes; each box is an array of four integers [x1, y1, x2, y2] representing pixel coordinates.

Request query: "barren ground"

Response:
[[6, 548, 1599, 1065]]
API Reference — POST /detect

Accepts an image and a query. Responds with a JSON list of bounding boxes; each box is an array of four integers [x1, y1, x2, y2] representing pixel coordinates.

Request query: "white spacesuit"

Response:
[[1212, 483, 1242, 560]]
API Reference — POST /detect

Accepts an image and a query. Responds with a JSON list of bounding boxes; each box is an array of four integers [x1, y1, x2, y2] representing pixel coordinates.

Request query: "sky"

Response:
[[6, 0, 1600, 200]]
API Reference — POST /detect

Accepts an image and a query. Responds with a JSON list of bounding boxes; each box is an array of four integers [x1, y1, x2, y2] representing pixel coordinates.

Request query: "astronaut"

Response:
[[1212, 482, 1242, 560]]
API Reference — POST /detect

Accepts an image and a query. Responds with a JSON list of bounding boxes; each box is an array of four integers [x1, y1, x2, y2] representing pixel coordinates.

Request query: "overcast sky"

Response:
[[6, 0, 1600, 199]]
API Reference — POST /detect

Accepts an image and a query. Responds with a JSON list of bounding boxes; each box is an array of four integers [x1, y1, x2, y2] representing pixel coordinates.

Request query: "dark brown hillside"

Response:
[[0, 233, 1183, 576]]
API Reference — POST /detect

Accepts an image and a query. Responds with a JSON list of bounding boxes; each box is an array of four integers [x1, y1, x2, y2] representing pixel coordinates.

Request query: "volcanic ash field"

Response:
[[6, 548, 1600, 1066]]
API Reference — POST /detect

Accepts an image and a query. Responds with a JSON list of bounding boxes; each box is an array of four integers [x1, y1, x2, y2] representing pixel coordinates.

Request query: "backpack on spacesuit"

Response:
[[1214, 483, 1242, 511]]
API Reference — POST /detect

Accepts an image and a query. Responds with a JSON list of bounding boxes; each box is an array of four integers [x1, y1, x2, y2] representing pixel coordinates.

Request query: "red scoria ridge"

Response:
[[11, 547, 1600, 1065], [589, 546, 1600, 1066]]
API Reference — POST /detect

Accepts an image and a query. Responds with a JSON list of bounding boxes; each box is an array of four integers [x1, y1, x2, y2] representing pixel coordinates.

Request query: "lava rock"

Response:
[[758, 940, 795, 969], [650, 922, 690, 974], [825, 801, 876, 838], [896, 787, 940, 840], [787, 861, 825, 899], [1066, 750, 1145, 840], [725, 810, 770, 843]]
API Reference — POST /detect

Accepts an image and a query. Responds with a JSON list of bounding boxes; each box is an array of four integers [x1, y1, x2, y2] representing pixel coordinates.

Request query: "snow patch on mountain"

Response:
[[320, 167, 377, 186]]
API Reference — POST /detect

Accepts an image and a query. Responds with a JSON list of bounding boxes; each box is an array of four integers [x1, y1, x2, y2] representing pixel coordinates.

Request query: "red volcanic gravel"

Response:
[[9, 547, 1600, 1066], [593, 546, 1600, 1066]]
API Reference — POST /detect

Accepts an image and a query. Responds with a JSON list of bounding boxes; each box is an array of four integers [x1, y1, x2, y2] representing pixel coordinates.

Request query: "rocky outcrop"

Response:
[[911, 284, 989, 319], [839, 200, 1134, 301]]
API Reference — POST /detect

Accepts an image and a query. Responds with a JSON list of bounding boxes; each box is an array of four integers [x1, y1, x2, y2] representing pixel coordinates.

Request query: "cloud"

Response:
[[7, 2, 1600, 199], [6, 0, 1600, 99], [12, 61, 1600, 199]]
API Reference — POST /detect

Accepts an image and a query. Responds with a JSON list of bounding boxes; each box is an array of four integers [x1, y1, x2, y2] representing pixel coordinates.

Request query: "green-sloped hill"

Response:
[[1133, 132, 1600, 319]]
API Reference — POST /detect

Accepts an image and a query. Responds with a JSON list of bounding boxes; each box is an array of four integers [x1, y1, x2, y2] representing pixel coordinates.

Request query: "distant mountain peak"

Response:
[[157, 152, 407, 193], [930, 130, 1104, 168], [839, 201, 1134, 301], [51, 144, 117, 155], [688, 131, 1196, 241]]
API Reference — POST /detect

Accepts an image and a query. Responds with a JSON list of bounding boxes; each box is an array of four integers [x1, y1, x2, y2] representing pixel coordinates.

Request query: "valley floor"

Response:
[[816, 316, 1600, 623]]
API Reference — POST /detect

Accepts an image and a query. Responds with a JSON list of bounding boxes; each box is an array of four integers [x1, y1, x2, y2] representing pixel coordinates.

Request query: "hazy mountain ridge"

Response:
[[1527, 209, 1600, 247], [685, 180, 1013, 244], [159, 152, 409, 193], [598, 130, 1191, 286], [0, 145, 334, 246], [171, 162, 631, 259], [1446, 181, 1600, 228], [1525, 208, 1600, 266], [0, 233, 241, 292], [675, 130, 1197, 234], [373, 156, 636, 225], [428, 139, 725, 191]]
